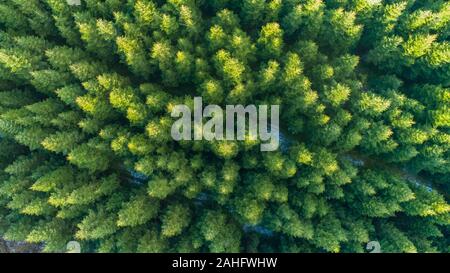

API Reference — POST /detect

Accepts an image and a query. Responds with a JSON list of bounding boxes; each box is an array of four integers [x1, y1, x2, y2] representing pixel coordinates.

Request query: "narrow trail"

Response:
[[277, 126, 436, 193], [342, 152, 434, 192]]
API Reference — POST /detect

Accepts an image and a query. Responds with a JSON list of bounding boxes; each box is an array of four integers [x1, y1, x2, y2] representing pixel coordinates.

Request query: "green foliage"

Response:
[[0, 0, 448, 253], [161, 203, 191, 238], [117, 194, 159, 227]]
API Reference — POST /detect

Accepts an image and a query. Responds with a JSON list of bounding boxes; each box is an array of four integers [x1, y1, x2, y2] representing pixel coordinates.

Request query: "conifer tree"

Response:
[[0, 0, 448, 254]]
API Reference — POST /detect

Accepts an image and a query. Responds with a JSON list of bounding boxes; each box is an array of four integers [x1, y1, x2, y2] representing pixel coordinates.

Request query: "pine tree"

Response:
[[0, 0, 448, 254]]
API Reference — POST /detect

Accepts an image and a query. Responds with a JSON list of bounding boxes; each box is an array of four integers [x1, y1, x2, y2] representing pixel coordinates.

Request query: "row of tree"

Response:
[[0, 0, 448, 252]]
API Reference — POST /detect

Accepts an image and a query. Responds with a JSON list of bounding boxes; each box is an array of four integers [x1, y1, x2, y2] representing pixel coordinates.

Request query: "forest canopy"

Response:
[[0, 0, 449, 253]]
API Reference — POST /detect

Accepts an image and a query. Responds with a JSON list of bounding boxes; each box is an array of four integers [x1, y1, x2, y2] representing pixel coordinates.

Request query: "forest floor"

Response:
[[0, 238, 41, 253]]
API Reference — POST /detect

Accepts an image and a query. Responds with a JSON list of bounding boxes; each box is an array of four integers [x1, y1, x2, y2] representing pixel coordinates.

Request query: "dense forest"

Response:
[[0, 0, 448, 253]]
